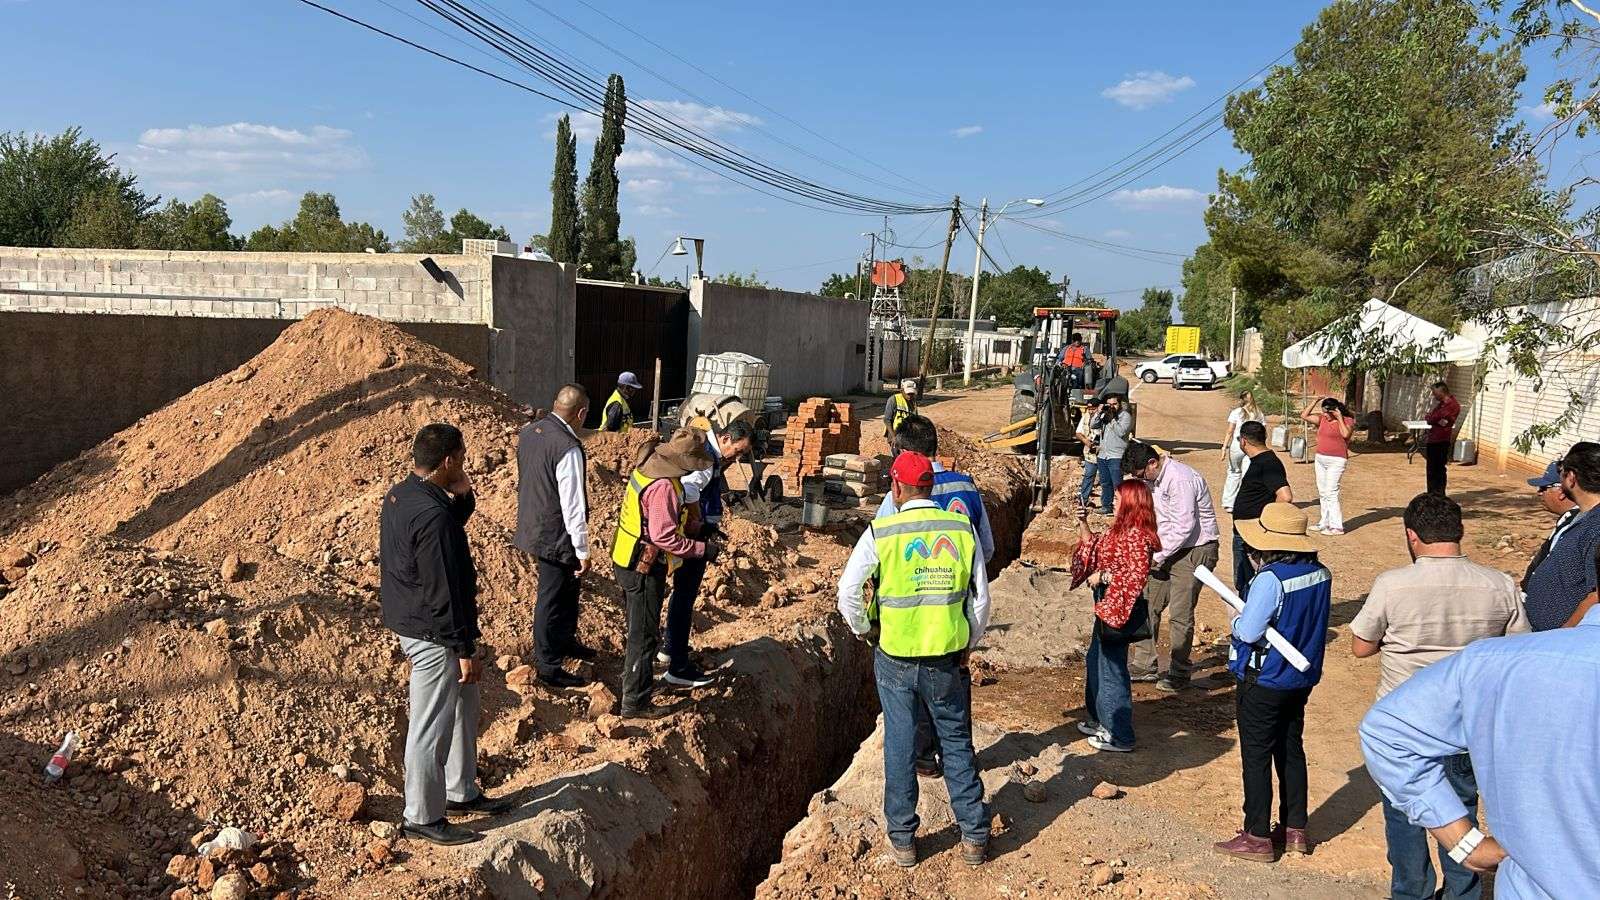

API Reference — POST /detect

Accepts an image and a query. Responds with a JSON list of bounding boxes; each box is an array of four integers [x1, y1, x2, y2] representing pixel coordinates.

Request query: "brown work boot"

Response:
[[959, 839, 987, 867], [889, 840, 916, 868], [1213, 830, 1275, 862], [1272, 824, 1311, 855]]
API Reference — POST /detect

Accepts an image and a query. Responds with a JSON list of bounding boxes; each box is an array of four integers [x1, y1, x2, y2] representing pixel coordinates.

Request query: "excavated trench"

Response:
[[464, 469, 1034, 900]]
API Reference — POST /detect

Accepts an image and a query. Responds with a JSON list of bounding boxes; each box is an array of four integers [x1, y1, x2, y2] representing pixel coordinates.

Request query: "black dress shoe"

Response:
[[446, 791, 517, 815], [538, 669, 590, 688], [564, 643, 599, 662], [400, 819, 483, 845]]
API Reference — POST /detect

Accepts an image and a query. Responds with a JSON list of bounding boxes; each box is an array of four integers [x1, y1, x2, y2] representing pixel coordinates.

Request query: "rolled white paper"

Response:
[[1195, 564, 1313, 673]]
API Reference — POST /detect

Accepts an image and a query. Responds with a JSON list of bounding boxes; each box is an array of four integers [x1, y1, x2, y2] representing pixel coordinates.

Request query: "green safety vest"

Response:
[[610, 470, 686, 574], [891, 393, 914, 434], [604, 389, 634, 433], [870, 505, 977, 658]]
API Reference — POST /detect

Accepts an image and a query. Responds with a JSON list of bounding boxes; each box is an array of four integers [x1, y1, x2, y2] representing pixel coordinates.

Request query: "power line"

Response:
[[1006, 218, 1186, 267]]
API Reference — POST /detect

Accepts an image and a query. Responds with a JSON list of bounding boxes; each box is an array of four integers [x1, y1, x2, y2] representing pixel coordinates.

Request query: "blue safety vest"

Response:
[[931, 470, 985, 531], [1227, 560, 1331, 691]]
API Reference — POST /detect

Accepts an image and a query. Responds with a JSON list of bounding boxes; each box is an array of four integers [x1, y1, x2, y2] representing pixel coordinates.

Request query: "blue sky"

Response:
[[4, 1, 1568, 306]]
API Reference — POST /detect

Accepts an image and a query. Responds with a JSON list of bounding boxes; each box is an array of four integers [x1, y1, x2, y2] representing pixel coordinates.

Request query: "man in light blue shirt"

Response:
[[1359, 604, 1600, 899]]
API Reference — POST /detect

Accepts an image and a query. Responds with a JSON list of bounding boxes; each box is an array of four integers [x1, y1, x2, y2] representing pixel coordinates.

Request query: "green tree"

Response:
[[548, 114, 582, 263], [1202, 0, 1539, 387], [580, 75, 629, 279], [244, 192, 390, 252], [0, 127, 154, 247], [447, 208, 511, 244], [147, 194, 235, 250], [58, 183, 153, 249], [978, 265, 1058, 327], [400, 193, 451, 253], [714, 270, 769, 288], [1114, 288, 1175, 351]]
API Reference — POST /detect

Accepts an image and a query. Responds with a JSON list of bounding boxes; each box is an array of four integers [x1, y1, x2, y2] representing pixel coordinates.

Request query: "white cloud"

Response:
[[951, 125, 984, 139], [1109, 185, 1208, 210], [228, 188, 297, 205], [617, 149, 688, 174], [1521, 100, 1557, 122], [623, 177, 673, 197], [636, 204, 678, 217], [639, 99, 761, 134], [1101, 71, 1196, 110], [542, 111, 603, 142], [1104, 228, 1133, 239], [126, 122, 367, 189]]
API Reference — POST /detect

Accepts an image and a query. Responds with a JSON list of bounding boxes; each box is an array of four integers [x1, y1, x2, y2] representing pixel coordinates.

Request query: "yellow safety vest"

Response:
[[891, 393, 914, 434], [610, 470, 687, 574], [604, 389, 634, 433], [870, 506, 977, 658]]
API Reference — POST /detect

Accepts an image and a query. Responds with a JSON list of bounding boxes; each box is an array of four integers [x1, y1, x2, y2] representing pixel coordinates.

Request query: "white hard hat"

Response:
[[901, 379, 918, 395]]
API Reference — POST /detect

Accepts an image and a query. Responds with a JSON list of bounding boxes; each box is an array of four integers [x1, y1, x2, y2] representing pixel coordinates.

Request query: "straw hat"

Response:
[[639, 426, 713, 479], [1235, 502, 1317, 553]]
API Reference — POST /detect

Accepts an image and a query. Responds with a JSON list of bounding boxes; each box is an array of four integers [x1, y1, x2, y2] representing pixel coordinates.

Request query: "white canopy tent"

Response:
[[1281, 298, 1483, 369]]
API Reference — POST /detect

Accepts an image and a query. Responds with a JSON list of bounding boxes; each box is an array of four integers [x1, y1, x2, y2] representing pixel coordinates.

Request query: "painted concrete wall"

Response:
[[691, 281, 869, 398], [488, 255, 576, 410]]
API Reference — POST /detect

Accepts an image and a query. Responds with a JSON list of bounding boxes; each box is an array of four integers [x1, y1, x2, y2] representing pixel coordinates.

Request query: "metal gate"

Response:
[[573, 281, 689, 429]]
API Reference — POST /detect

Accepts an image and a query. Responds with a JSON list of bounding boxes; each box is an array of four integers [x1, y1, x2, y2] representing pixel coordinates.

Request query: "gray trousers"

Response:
[[1131, 541, 1219, 682], [401, 636, 480, 824]]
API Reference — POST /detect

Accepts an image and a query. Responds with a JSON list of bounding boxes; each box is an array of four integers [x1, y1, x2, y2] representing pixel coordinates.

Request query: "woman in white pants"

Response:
[[1221, 391, 1264, 511], [1301, 397, 1355, 534]]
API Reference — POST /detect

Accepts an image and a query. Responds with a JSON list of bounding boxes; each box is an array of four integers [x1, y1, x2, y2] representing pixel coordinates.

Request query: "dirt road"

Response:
[[781, 376, 1555, 898]]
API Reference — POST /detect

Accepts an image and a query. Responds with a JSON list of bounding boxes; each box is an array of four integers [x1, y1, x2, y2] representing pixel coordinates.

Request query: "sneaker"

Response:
[[662, 666, 715, 688], [1272, 824, 1311, 855], [959, 839, 988, 867], [1213, 830, 1275, 862], [1076, 720, 1104, 738], [655, 651, 672, 666], [889, 841, 917, 868], [1086, 735, 1133, 753], [1308, 523, 1326, 533], [1323, 528, 1345, 536], [400, 819, 483, 846], [1155, 676, 1186, 694], [1129, 671, 1160, 684]]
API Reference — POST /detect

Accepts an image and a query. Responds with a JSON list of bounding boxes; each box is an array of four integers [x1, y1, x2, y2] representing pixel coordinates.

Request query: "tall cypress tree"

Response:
[[580, 74, 627, 279], [548, 115, 581, 263]]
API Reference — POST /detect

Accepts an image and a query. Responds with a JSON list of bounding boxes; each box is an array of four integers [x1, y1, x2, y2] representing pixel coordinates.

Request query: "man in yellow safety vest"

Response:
[[609, 427, 716, 719], [884, 379, 918, 442], [837, 451, 992, 869], [601, 372, 643, 432]]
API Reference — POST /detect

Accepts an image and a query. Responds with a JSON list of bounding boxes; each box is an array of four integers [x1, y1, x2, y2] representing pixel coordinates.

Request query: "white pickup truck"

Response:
[[1134, 354, 1232, 384]]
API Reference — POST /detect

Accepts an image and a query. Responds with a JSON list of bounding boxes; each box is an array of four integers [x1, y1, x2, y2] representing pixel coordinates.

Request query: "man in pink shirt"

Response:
[[1424, 381, 1460, 497], [608, 428, 718, 720], [1123, 441, 1221, 692]]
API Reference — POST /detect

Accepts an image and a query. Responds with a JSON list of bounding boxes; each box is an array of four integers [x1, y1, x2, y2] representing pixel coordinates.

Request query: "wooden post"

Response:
[[649, 357, 663, 431]]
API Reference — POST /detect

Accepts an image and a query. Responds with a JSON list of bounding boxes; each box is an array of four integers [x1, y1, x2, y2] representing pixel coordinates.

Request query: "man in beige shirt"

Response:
[[1351, 492, 1528, 900]]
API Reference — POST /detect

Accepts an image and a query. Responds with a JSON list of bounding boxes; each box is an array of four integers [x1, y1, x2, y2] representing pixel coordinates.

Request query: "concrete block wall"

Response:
[[691, 281, 869, 398], [0, 247, 489, 324]]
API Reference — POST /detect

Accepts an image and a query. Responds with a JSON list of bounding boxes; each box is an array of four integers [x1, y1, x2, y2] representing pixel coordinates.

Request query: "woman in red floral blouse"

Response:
[[1072, 479, 1161, 752]]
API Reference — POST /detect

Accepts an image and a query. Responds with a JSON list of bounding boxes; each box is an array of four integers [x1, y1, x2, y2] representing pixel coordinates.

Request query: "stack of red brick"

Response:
[[775, 398, 861, 482]]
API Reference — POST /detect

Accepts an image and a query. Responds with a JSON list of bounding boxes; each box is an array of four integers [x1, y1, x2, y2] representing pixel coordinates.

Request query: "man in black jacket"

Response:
[[381, 423, 513, 845], [516, 384, 594, 688]]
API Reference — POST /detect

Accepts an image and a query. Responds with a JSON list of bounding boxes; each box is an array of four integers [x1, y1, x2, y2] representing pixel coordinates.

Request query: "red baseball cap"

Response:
[[890, 452, 934, 488]]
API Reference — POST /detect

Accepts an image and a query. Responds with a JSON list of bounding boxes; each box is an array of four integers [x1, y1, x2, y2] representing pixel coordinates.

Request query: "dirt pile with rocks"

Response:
[[0, 309, 907, 899]]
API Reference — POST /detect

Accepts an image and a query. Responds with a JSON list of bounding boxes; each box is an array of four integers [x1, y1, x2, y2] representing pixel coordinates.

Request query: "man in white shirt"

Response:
[[515, 384, 594, 688]]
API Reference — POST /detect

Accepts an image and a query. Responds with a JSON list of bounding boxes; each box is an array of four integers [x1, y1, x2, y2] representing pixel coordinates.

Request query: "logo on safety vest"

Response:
[[946, 497, 970, 517], [904, 535, 961, 561]]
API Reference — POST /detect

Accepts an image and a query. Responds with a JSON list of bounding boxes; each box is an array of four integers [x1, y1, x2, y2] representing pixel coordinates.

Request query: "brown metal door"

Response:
[[573, 282, 689, 429]]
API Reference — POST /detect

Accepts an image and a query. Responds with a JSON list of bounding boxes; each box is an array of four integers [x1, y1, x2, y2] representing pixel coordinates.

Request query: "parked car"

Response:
[[1172, 357, 1218, 390], [1134, 354, 1231, 383]]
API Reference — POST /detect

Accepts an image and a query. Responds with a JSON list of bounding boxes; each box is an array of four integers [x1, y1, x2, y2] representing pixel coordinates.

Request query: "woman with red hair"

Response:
[[1071, 479, 1162, 752]]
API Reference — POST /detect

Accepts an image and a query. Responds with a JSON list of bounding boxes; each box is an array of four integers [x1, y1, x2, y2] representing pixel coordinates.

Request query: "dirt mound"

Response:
[[0, 310, 915, 898]]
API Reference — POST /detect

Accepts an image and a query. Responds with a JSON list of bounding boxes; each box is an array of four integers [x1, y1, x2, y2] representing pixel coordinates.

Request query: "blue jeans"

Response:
[[875, 648, 990, 847], [1084, 627, 1136, 747], [1078, 458, 1100, 509], [1094, 457, 1122, 513], [1380, 754, 1480, 900], [1232, 527, 1255, 597]]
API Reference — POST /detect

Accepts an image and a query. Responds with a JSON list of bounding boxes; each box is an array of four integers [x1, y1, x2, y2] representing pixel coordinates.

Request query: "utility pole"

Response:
[[919, 197, 962, 390], [962, 197, 989, 386], [1229, 286, 1238, 366]]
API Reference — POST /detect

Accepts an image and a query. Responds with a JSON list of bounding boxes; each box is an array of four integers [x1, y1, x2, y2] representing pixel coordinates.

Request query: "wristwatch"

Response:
[[1447, 827, 1484, 864]]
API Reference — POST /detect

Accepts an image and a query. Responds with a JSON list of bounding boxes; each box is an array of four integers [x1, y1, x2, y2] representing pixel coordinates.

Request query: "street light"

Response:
[[964, 197, 1045, 384], [672, 235, 706, 280]]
